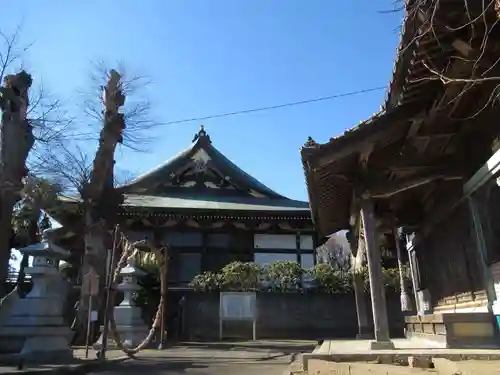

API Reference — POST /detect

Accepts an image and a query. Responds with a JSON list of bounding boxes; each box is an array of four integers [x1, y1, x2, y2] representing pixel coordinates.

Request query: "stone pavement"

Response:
[[0, 340, 316, 375], [87, 341, 315, 375], [0, 349, 129, 374]]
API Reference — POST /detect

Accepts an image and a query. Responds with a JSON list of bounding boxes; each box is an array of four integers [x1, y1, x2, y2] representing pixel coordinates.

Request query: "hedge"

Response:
[[189, 260, 411, 294]]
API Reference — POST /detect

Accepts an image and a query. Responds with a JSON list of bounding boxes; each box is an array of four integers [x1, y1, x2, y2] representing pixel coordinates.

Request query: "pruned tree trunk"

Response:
[[77, 70, 125, 338], [0, 71, 33, 296]]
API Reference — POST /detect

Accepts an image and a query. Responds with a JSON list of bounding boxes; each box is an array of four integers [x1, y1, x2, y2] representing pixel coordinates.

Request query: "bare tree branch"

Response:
[[114, 168, 137, 187], [0, 24, 33, 83], [36, 144, 92, 196], [316, 234, 351, 272], [35, 143, 137, 197], [74, 60, 161, 152], [390, 0, 500, 118]]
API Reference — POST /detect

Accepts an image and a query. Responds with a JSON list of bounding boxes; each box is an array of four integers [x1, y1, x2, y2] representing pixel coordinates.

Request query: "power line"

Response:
[[68, 85, 386, 140], [162, 86, 386, 125]]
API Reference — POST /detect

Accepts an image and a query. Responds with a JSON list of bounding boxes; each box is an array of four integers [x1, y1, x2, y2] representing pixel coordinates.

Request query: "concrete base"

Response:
[[94, 325, 150, 350], [22, 335, 73, 358], [405, 312, 499, 349], [369, 340, 395, 350], [95, 301, 151, 350], [301, 339, 500, 372], [356, 333, 373, 340], [0, 317, 72, 355]]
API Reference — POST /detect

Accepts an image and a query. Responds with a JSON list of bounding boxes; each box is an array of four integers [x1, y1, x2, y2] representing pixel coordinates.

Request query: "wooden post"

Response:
[[353, 268, 372, 339], [348, 230, 372, 339], [82, 268, 100, 358], [158, 246, 168, 350], [392, 227, 412, 313], [85, 295, 93, 359], [360, 198, 394, 349], [406, 238, 421, 315]]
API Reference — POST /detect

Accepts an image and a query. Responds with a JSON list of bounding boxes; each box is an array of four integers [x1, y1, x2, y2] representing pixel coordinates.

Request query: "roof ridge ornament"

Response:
[[304, 136, 319, 148], [192, 125, 211, 144]]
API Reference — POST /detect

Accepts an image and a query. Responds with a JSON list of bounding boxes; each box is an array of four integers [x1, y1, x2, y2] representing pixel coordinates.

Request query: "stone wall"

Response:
[[181, 291, 406, 341]]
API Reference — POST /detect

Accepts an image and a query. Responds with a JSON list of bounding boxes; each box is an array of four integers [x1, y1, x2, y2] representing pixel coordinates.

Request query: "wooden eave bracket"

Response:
[[367, 166, 463, 199]]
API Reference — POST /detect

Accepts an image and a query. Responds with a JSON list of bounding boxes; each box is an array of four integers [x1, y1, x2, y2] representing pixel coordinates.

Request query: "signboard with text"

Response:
[[219, 292, 256, 340]]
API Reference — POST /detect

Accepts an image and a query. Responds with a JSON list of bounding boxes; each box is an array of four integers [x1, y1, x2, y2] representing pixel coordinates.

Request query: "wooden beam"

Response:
[[359, 143, 374, 168], [371, 153, 457, 170], [406, 119, 423, 139], [412, 133, 456, 140], [368, 167, 463, 199], [452, 39, 473, 57], [387, 162, 457, 173]]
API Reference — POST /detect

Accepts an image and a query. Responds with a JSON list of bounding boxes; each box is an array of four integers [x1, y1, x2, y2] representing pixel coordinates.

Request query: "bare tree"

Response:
[[0, 27, 71, 292], [38, 64, 154, 339], [316, 233, 351, 272], [0, 25, 72, 162]]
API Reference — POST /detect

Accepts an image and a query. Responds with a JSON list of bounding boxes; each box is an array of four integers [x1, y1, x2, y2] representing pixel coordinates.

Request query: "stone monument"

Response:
[[95, 256, 149, 349], [0, 228, 72, 358]]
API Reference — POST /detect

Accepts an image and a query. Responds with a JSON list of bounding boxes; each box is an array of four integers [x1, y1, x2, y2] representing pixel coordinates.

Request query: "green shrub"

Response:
[[218, 261, 262, 291], [309, 263, 352, 294], [264, 260, 303, 291], [187, 259, 411, 295], [360, 265, 411, 293], [190, 271, 221, 292]]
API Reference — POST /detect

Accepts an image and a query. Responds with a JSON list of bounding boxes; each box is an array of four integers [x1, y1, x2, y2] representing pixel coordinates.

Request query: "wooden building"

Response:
[[302, 2, 500, 348], [56, 126, 316, 288]]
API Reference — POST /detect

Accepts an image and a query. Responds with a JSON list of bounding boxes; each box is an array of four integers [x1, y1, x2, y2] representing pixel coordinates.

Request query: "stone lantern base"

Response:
[[0, 274, 72, 357], [94, 305, 150, 350]]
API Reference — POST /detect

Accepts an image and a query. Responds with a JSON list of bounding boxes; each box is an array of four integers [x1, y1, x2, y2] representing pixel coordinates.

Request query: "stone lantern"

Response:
[[95, 256, 149, 349], [0, 228, 72, 359]]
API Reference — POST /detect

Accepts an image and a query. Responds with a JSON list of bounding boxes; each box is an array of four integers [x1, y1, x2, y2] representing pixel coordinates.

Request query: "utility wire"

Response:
[[162, 86, 386, 125], [69, 85, 386, 140]]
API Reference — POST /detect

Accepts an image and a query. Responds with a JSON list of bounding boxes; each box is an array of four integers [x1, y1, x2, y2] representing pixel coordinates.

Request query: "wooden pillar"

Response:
[[392, 227, 413, 313], [360, 198, 394, 349], [348, 230, 372, 339], [353, 266, 372, 338], [406, 237, 422, 315], [468, 197, 497, 310], [296, 232, 302, 265]]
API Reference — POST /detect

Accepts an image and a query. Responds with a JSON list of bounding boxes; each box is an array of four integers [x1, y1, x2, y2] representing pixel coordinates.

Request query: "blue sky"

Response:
[[3, 1, 403, 202]]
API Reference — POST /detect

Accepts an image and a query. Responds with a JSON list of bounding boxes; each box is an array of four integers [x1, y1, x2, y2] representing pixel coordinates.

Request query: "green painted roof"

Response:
[[57, 193, 310, 214], [58, 127, 311, 215], [121, 126, 289, 199], [122, 194, 310, 212]]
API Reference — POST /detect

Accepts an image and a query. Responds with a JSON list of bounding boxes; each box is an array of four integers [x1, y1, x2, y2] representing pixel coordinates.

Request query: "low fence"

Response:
[[181, 291, 406, 341]]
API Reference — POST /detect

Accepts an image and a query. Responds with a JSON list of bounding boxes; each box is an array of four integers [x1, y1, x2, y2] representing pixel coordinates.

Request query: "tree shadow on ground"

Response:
[[175, 340, 316, 355], [92, 358, 209, 374]]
